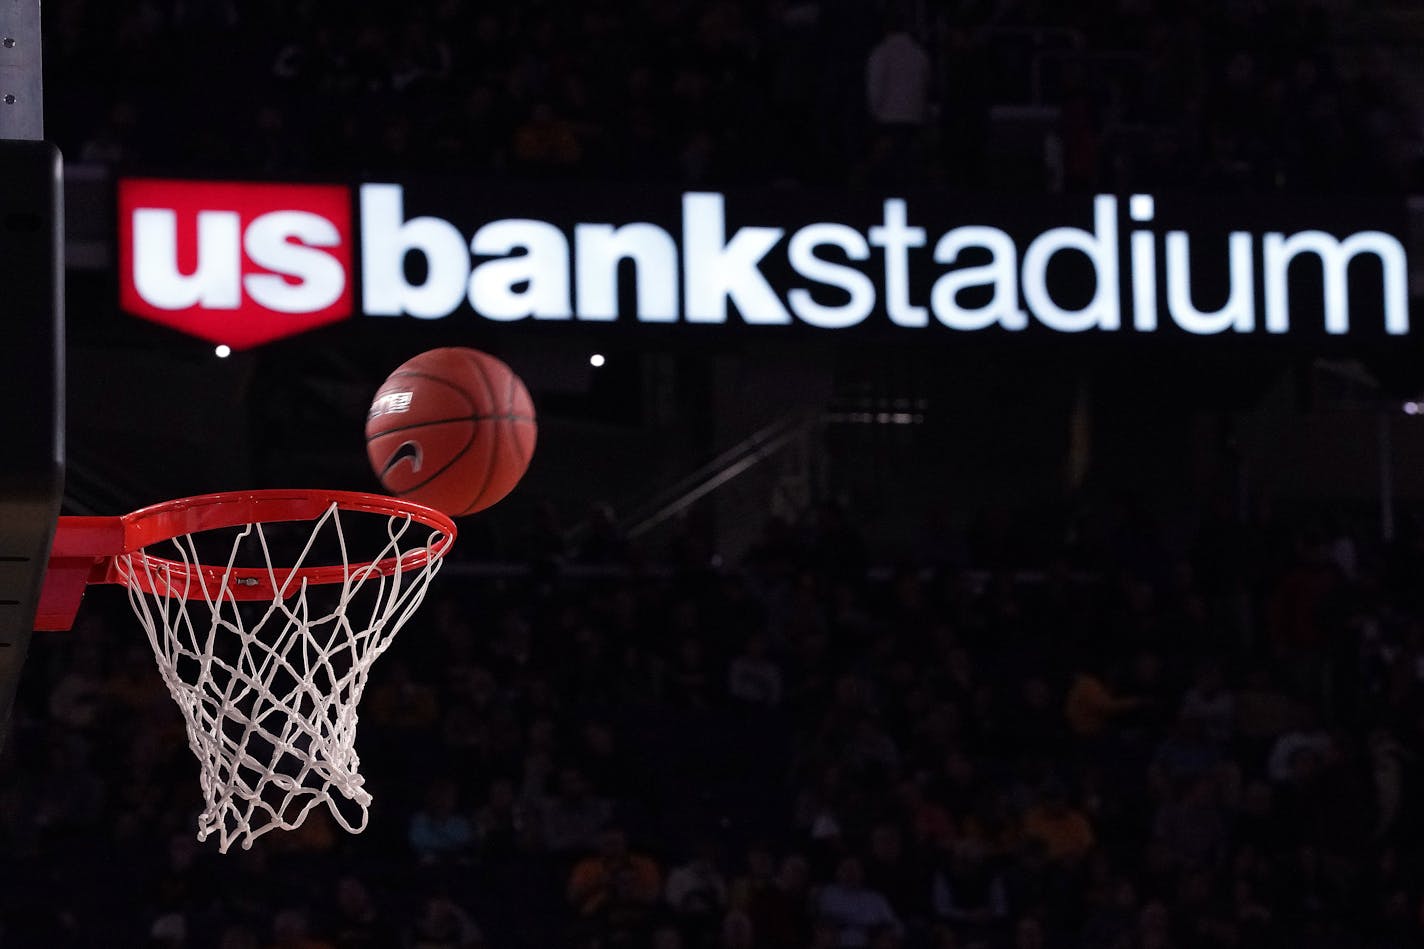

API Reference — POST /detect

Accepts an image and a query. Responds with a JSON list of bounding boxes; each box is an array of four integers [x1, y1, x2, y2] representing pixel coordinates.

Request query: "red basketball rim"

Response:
[[60, 489, 457, 603]]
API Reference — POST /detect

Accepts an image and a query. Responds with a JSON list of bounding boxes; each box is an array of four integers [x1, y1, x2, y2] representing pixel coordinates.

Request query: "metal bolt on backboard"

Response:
[[0, 0, 41, 140]]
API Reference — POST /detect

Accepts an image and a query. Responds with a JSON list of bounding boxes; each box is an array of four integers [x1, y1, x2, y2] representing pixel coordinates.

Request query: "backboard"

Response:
[[0, 139, 63, 749]]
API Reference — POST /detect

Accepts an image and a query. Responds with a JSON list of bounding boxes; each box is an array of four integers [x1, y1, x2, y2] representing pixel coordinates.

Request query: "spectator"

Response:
[[1266, 710, 1334, 784], [1136, 901, 1175, 949], [408, 897, 485, 949], [1148, 712, 1224, 792], [721, 909, 755, 949], [149, 913, 187, 949], [328, 876, 397, 949], [1019, 781, 1095, 866], [994, 673, 1066, 760], [268, 909, 333, 949], [1369, 727, 1410, 839], [931, 840, 1009, 938], [408, 779, 475, 865], [728, 634, 784, 708], [512, 102, 584, 171], [728, 841, 776, 906], [865, 12, 932, 178], [1233, 669, 1299, 749], [741, 850, 815, 948], [863, 822, 927, 922], [1149, 775, 1227, 874], [1013, 916, 1046, 949], [1178, 662, 1235, 747], [366, 661, 439, 732], [586, 861, 664, 946], [817, 856, 904, 948], [540, 767, 614, 854], [474, 776, 532, 858], [1079, 874, 1139, 948], [1064, 661, 1142, 740], [665, 837, 730, 931], [567, 826, 662, 918]]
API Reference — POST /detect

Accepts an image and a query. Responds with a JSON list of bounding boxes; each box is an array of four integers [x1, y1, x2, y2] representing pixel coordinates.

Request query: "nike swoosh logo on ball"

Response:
[[381, 440, 423, 477]]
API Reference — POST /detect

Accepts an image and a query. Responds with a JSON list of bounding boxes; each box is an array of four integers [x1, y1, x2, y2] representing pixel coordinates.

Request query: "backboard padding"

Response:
[[0, 140, 64, 750]]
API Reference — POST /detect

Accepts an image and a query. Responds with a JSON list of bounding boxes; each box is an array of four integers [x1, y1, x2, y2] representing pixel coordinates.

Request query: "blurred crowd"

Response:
[[42, 0, 1424, 193], [4, 492, 1424, 949], [13, 5, 1424, 944]]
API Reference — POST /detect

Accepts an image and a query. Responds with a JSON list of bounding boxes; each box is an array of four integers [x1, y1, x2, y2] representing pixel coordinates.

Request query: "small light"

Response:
[[590, 353, 605, 368], [215, 345, 232, 359], [1407, 402, 1420, 416]]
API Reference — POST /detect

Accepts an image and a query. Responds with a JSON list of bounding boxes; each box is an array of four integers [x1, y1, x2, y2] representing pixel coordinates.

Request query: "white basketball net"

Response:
[[113, 502, 448, 853]]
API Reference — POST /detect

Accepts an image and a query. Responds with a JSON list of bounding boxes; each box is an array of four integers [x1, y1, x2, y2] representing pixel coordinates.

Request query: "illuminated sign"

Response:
[[118, 179, 354, 349], [118, 178, 1411, 349]]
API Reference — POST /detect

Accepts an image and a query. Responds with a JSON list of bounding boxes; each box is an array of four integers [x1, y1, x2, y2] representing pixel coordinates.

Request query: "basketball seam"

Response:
[[365, 414, 535, 442], [471, 369, 521, 517], [386, 424, 479, 496], [457, 354, 505, 517], [391, 442, 477, 495], [503, 370, 516, 473], [504, 368, 529, 467], [511, 373, 535, 466]]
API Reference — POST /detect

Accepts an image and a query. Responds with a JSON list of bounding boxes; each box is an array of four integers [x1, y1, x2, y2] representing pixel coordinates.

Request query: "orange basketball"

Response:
[[365, 348, 537, 517]]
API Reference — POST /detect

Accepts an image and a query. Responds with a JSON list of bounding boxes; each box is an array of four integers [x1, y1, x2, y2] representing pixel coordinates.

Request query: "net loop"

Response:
[[112, 497, 452, 853]]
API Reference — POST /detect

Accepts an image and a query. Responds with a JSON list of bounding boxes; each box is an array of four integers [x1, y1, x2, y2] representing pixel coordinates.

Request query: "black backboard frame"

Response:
[[0, 0, 62, 751]]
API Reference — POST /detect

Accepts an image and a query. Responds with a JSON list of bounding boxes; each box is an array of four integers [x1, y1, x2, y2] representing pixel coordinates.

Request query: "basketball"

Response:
[[365, 348, 537, 517]]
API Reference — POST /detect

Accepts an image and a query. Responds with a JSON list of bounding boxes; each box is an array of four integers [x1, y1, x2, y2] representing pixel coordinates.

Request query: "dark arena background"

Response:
[[7, 1, 1424, 947]]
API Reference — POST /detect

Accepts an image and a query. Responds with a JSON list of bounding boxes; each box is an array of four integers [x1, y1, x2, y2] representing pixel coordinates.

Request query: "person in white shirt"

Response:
[[817, 855, 904, 947], [866, 18, 932, 127], [665, 839, 729, 930], [864, 16, 933, 180]]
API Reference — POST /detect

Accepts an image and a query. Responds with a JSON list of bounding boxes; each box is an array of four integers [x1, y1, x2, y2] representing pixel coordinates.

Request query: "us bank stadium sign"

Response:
[[115, 177, 1412, 350]]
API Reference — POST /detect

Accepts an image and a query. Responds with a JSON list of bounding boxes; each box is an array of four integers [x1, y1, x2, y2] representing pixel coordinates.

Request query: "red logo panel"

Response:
[[118, 179, 354, 350]]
